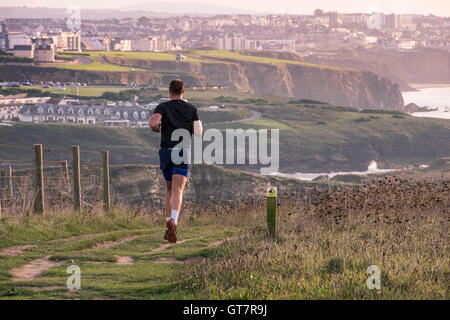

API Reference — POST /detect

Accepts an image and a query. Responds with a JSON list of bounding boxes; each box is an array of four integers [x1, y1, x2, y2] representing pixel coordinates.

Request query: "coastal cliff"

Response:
[[1, 54, 404, 110], [304, 48, 450, 90]]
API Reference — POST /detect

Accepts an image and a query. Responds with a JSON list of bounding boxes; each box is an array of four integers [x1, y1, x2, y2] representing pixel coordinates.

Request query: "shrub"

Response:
[[354, 117, 371, 122]]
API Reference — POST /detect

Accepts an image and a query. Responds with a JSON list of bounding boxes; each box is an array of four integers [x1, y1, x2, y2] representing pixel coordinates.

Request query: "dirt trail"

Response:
[[147, 235, 239, 255], [0, 245, 37, 257], [91, 236, 137, 249], [6, 234, 238, 281], [146, 237, 203, 255], [49, 229, 151, 244], [9, 256, 66, 282], [153, 257, 205, 264], [115, 255, 135, 265], [207, 236, 239, 247]]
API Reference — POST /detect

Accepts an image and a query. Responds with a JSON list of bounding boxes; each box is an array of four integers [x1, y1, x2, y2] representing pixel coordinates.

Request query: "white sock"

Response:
[[166, 217, 171, 222], [171, 210, 179, 225]]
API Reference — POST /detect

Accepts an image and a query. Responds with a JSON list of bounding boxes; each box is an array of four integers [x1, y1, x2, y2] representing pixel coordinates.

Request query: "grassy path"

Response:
[[0, 222, 240, 300]]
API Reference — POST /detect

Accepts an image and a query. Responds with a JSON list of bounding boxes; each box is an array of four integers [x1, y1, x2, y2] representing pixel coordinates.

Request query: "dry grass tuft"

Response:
[[182, 176, 449, 299]]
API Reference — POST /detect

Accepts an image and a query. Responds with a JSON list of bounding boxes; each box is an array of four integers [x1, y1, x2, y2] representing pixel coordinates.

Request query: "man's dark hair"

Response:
[[169, 79, 184, 95]]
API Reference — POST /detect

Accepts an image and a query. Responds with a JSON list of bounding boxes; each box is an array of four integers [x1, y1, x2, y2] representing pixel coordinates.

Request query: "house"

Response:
[[142, 102, 158, 110], [0, 105, 21, 120], [18, 104, 150, 127], [58, 31, 81, 51], [398, 39, 416, 50], [32, 38, 56, 62], [176, 54, 186, 61], [13, 44, 34, 59]]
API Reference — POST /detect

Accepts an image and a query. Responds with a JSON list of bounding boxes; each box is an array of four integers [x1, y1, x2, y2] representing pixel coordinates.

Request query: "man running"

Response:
[[149, 79, 202, 243]]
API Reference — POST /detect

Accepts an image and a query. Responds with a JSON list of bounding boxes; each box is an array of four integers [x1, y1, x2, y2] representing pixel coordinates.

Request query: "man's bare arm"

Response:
[[149, 113, 162, 132], [193, 120, 203, 137]]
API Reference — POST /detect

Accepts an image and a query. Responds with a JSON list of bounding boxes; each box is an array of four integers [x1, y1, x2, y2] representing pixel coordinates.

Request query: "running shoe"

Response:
[[166, 219, 177, 243]]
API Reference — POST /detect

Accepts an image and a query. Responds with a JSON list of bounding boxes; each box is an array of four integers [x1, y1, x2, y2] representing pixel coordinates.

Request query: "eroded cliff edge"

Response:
[[1, 56, 405, 110]]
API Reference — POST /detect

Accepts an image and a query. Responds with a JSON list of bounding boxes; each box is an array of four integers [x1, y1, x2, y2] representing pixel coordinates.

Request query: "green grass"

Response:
[[0, 178, 447, 299], [0, 208, 243, 299], [243, 119, 296, 131], [50, 51, 201, 72], [1, 93, 449, 174], [190, 50, 351, 71], [47, 50, 349, 73], [50, 59, 141, 72], [91, 51, 200, 62], [26, 85, 130, 97], [180, 180, 449, 299]]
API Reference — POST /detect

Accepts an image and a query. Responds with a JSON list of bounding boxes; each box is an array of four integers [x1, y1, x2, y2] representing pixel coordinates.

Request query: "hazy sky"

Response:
[[1, 0, 450, 16]]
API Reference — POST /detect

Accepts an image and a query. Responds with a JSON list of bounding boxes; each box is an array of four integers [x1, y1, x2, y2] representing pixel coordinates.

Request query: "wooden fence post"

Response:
[[102, 150, 110, 213], [60, 160, 69, 185], [6, 166, 12, 200], [72, 146, 81, 212], [267, 186, 277, 238], [34, 144, 45, 214]]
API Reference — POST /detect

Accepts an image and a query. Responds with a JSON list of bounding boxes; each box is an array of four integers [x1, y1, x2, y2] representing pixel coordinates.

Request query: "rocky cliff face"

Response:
[[105, 56, 405, 110], [357, 48, 450, 85], [1, 56, 404, 110], [303, 56, 413, 91], [242, 62, 404, 110], [304, 48, 450, 88]]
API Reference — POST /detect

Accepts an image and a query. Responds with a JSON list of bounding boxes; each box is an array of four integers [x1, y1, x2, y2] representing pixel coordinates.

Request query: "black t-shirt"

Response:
[[153, 99, 199, 147]]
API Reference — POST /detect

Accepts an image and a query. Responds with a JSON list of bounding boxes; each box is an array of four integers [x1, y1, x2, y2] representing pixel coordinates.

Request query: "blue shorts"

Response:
[[159, 147, 190, 181]]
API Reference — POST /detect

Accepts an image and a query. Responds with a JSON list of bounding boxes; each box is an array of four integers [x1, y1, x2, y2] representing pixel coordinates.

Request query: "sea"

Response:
[[403, 86, 450, 119], [270, 161, 398, 181], [269, 86, 448, 180]]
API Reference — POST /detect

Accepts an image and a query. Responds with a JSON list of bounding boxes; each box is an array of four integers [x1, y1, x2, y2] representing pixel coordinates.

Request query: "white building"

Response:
[[397, 14, 417, 31], [216, 33, 295, 52], [114, 39, 132, 51], [0, 96, 51, 106], [19, 104, 150, 127], [0, 105, 21, 120], [215, 33, 246, 51], [32, 38, 56, 62], [398, 39, 416, 50], [149, 37, 173, 51]]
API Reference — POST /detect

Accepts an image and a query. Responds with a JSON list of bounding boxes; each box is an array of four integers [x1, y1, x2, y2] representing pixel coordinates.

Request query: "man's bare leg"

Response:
[[163, 181, 172, 241], [165, 180, 172, 219], [170, 174, 187, 215], [166, 174, 187, 243]]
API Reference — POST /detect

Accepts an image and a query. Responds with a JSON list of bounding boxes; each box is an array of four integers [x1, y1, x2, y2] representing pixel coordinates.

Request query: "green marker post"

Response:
[[267, 187, 277, 238]]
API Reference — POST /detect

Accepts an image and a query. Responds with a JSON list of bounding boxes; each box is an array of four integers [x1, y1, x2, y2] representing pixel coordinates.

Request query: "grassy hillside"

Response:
[[1, 98, 449, 173], [189, 50, 349, 70], [52, 50, 337, 72], [0, 176, 447, 299], [211, 103, 450, 172]]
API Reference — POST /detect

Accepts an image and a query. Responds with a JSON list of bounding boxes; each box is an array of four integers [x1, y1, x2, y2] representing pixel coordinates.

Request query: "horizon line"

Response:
[[0, 5, 448, 18]]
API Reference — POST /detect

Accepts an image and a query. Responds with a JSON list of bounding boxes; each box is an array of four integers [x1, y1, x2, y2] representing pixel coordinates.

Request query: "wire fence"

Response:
[[0, 143, 115, 216]]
